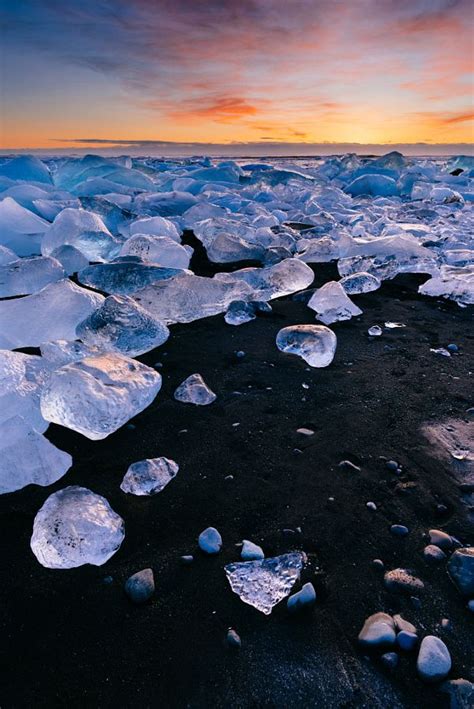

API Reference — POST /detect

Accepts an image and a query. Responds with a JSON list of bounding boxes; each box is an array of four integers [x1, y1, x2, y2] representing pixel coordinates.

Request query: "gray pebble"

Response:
[[124, 568, 155, 604]]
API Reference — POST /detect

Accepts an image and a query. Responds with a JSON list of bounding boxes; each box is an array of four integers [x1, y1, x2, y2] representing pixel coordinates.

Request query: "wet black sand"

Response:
[[0, 263, 473, 708]]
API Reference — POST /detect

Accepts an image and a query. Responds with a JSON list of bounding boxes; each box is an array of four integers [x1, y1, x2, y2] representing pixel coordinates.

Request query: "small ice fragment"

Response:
[[385, 322, 406, 329], [430, 348, 451, 357], [297, 428, 315, 436], [30, 486, 125, 569], [174, 374, 216, 405], [308, 281, 362, 324], [225, 552, 306, 615], [120, 457, 179, 496], [368, 325, 383, 337], [276, 324, 337, 367]]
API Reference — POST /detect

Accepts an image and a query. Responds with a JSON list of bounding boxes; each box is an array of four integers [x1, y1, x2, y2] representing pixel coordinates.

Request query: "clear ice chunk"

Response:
[[276, 324, 337, 367], [419, 265, 474, 306], [30, 486, 125, 569], [41, 208, 121, 262], [0, 350, 51, 433], [76, 295, 170, 357], [0, 416, 72, 494], [225, 552, 306, 615], [120, 235, 191, 269], [50, 245, 89, 275], [308, 281, 362, 324], [0, 256, 65, 297], [174, 373, 216, 405], [0, 279, 104, 350], [78, 257, 184, 295], [0, 197, 49, 256], [120, 457, 179, 496], [340, 272, 381, 295], [40, 354, 162, 440]]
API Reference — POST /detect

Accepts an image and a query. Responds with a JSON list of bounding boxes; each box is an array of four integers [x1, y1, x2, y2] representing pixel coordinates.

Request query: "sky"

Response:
[[0, 0, 473, 155]]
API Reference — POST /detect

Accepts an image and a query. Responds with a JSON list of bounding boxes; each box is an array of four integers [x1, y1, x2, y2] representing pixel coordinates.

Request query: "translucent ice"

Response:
[[40, 340, 101, 367], [50, 245, 89, 275], [129, 216, 181, 241], [345, 174, 399, 197], [0, 279, 104, 350], [30, 486, 125, 569], [224, 300, 270, 325], [41, 208, 121, 262], [419, 265, 474, 306], [174, 373, 216, 405], [76, 295, 169, 357], [0, 256, 65, 297], [134, 191, 198, 217], [0, 197, 49, 256], [134, 272, 253, 324], [120, 457, 179, 496], [225, 552, 306, 615], [308, 281, 362, 324], [120, 235, 191, 269], [340, 272, 381, 295], [0, 416, 72, 494], [78, 257, 184, 295], [0, 155, 52, 184], [40, 354, 162, 440], [0, 350, 51, 433], [276, 324, 337, 367]]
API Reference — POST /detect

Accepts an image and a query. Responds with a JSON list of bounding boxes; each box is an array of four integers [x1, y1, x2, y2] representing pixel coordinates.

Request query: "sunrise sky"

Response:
[[1, 0, 473, 154]]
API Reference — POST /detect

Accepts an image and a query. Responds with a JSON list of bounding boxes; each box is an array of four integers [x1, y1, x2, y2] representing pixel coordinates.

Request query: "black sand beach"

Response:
[[0, 261, 472, 708]]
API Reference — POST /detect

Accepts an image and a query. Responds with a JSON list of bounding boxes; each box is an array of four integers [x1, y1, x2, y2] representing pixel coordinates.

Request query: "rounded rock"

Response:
[[417, 636, 451, 683], [198, 527, 222, 554], [447, 547, 474, 596], [124, 568, 155, 604]]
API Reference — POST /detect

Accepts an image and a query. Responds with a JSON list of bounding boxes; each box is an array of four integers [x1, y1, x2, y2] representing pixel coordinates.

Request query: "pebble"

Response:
[[366, 501, 377, 510], [447, 547, 474, 596], [198, 527, 222, 554], [423, 545, 447, 563], [235, 351, 246, 358], [180, 555, 194, 565], [124, 568, 155, 604], [440, 678, 474, 708], [384, 569, 425, 594], [397, 631, 418, 651], [226, 628, 241, 649], [287, 582, 316, 613], [338, 460, 361, 472], [225, 475, 234, 481], [393, 614, 416, 634], [385, 460, 399, 472], [468, 600, 474, 613], [417, 636, 452, 683], [447, 343, 459, 353], [241, 539, 265, 561], [371, 559, 384, 570], [429, 529, 453, 550], [297, 427, 315, 436], [102, 575, 113, 585], [381, 652, 398, 669], [358, 612, 396, 648], [390, 524, 409, 537]]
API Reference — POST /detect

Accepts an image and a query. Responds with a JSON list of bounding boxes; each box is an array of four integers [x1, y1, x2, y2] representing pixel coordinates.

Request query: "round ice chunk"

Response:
[[31, 486, 125, 569], [276, 324, 337, 367]]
